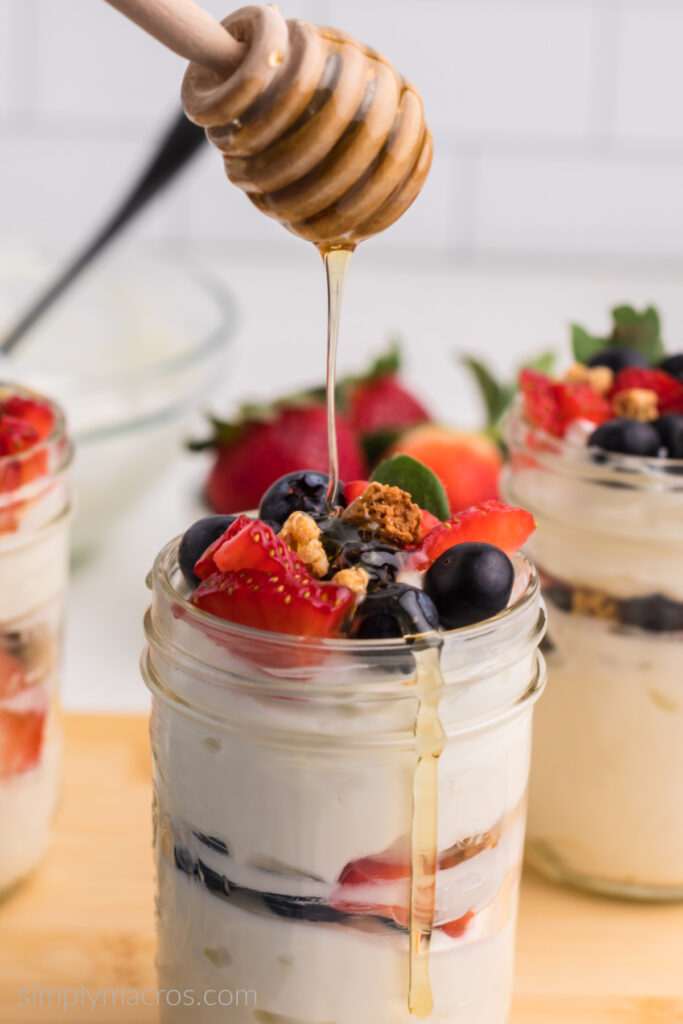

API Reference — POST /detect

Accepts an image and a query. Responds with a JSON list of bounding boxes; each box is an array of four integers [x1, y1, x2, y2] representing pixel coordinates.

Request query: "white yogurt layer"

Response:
[[0, 724, 60, 894], [506, 465, 683, 601], [528, 606, 683, 892], [156, 867, 519, 1024], [152, 656, 533, 884], [0, 503, 70, 623]]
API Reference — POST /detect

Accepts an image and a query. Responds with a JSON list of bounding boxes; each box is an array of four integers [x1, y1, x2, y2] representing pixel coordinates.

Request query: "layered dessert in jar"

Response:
[[143, 467, 546, 1023], [0, 384, 72, 896], [504, 305, 683, 897]]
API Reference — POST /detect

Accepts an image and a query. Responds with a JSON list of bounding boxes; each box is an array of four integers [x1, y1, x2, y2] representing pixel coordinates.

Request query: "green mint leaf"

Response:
[[571, 324, 605, 364], [370, 453, 450, 521], [460, 355, 509, 427], [610, 304, 664, 362]]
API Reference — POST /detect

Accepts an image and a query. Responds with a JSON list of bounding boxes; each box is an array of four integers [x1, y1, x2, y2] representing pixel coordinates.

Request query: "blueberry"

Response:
[[621, 594, 683, 633], [424, 542, 514, 630], [586, 347, 648, 372], [349, 584, 440, 639], [653, 414, 683, 459], [658, 353, 683, 382], [179, 514, 238, 585], [333, 539, 401, 590], [259, 471, 345, 528], [588, 418, 661, 457]]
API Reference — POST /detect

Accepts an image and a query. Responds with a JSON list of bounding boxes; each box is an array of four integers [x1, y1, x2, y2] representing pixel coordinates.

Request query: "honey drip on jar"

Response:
[[409, 644, 446, 1017]]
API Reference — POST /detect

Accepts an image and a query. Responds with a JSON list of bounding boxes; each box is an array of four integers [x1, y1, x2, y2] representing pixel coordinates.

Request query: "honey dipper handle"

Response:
[[103, 0, 245, 73]]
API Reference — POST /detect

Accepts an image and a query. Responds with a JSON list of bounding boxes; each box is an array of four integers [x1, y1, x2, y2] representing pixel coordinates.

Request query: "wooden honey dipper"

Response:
[[105, 0, 432, 248]]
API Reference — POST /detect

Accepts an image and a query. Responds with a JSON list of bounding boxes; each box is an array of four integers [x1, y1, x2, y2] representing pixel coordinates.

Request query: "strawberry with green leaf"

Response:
[[193, 404, 366, 515]]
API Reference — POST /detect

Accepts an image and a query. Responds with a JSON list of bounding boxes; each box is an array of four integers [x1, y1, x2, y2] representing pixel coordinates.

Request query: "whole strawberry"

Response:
[[343, 344, 430, 462], [201, 405, 366, 514]]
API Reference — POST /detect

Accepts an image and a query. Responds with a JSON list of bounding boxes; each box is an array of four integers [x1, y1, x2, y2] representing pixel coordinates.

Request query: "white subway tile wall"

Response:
[[1, 0, 682, 262]]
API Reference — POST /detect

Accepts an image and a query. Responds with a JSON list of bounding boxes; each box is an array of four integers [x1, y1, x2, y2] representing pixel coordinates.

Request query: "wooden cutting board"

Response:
[[0, 714, 682, 1023]]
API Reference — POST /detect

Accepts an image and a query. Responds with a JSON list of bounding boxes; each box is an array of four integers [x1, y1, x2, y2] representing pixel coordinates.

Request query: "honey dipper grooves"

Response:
[[182, 4, 433, 248]]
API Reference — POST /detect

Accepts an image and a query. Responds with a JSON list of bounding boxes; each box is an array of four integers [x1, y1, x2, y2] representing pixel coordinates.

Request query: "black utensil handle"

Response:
[[1, 111, 206, 355]]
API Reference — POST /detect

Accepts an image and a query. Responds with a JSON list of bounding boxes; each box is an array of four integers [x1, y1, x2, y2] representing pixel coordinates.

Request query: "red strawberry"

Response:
[[191, 569, 354, 638], [0, 416, 39, 457], [194, 515, 254, 580], [332, 853, 410, 926], [410, 500, 536, 569], [389, 426, 502, 513], [348, 375, 429, 434], [3, 396, 54, 440], [338, 854, 409, 886], [420, 508, 441, 534], [333, 851, 478, 935], [555, 381, 611, 425], [0, 648, 29, 700], [204, 406, 366, 514], [440, 910, 475, 938], [0, 416, 44, 494], [519, 370, 563, 437], [344, 479, 371, 504], [213, 520, 305, 577], [0, 709, 45, 778], [611, 368, 683, 415]]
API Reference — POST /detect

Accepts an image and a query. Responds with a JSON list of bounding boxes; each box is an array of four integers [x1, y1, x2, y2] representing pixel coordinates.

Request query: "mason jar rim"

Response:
[[505, 397, 683, 491], [150, 534, 542, 656]]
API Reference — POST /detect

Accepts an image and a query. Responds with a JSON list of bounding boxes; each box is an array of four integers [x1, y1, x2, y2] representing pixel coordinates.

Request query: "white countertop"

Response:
[[64, 250, 683, 711]]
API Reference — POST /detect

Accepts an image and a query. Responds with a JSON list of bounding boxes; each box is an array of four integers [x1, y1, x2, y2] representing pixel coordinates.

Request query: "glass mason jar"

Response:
[[504, 403, 683, 899], [0, 384, 72, 897], [142, 537, 545, 1023]]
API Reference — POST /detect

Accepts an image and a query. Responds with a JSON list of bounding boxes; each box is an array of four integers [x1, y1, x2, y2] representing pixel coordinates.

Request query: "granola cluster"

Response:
[[611, 388, 658, 422], [279, 511, 329, 578], [564, 362, 614, 396], [342, 482, 423, 548]]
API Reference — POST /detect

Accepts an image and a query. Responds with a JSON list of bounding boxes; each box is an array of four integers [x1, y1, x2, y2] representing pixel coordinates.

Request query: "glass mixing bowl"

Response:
[[0, 246, 237, 558]]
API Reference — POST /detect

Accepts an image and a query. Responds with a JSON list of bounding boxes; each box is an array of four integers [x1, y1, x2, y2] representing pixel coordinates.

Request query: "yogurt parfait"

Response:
[[0, 384, 72, 896], [142, 467, 545, 1022], [504, 305, 683, 898]]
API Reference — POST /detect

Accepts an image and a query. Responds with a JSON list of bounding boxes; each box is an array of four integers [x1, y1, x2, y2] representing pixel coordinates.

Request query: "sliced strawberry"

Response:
[[3, 396, 54, 440], [555, 381, 611, 425], [193, 515, 253, 580], [212, 519, 306, 578], [440, 910, 475, 938], [0, 709, 45, 778], [332, 853, 409, 926], [0, 415, 39, 457], [0, 416, 45, 494], [611, 367, 683, 415], [191, 569, 354, 638], [344, 479, 371, 504], [0, 647, 29, 700], [410, 500, 536, 569], [420, 508, 441, 534], [519, 370, 564, 437], [338, 854, 409, 886]]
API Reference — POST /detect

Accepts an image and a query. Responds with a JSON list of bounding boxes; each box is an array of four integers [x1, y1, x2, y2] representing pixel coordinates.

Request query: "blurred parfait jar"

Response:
[[504, 402, 683, 899], [142, 537, 545, 1023], [0, 384, 72, 897]]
